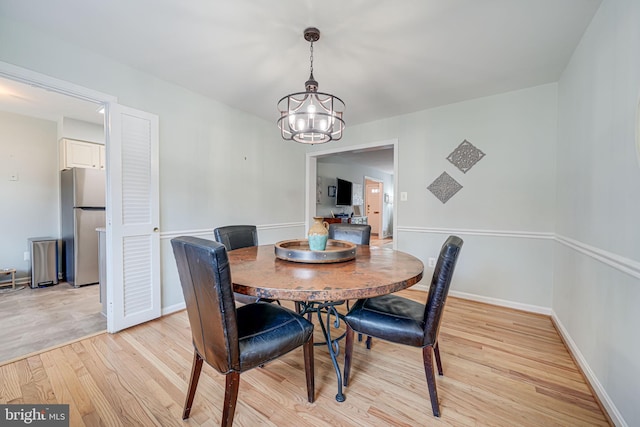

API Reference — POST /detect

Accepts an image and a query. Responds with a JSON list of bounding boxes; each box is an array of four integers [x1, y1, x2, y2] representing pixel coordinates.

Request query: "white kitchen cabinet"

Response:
[[59, 138, 104, 170]]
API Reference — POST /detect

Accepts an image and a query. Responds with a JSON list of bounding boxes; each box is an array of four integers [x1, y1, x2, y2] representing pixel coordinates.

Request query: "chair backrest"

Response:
[[328, 223, 372, 245], [422, 235, 463, 345], [214, 225, 258, 251], [171, 236, 239, 373]]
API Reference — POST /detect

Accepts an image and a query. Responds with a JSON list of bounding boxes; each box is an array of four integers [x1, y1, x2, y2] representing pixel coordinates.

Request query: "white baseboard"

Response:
[[409, 286, 551, 315], [161, 302, 185, 316], [551, 312, 626, 427], [448, 290, 552, 315]]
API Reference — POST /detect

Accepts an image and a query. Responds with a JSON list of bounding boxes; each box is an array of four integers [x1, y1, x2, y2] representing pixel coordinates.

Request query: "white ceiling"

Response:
[[0, 0, 602, 172], [318, 146, 395, 176], [0, 77, 104, 125]]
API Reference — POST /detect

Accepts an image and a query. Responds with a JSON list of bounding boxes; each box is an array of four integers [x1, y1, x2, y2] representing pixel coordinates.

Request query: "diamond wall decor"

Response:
[[447, 139, 485, 173], [427, 172, 463, 204]]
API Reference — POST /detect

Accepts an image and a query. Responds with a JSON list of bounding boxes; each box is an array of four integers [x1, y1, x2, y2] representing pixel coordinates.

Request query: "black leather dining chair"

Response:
[[213, 225, 275, 305], [214, 225, 258, 252], [327, 223, 373, 346], [327, 223, 372, 246], [343, 235, 463, 417], [171, 236, 315, 427]]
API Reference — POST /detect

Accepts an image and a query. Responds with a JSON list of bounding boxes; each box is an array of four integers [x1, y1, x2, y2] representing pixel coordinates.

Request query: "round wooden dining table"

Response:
[[227, 243, 424, 402]]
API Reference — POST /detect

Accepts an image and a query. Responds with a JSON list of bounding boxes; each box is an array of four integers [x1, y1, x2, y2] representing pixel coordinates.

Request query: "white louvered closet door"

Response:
[[106, 103, 160, 332]]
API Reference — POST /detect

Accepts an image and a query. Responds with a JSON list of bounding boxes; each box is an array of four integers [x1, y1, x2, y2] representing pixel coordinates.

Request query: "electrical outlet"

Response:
[[24, 251, 30, 261], [428, 257, 436, 268], [9, 172, 18, 181]]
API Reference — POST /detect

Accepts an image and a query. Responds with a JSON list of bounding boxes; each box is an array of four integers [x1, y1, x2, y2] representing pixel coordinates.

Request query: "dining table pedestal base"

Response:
[[297, 300, 348, 402]]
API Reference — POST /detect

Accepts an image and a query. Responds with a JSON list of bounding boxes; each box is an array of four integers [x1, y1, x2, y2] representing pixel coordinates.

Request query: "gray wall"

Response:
[[0, 111, 58, 280], [309, 83, 559, 311], [60, 117, 104, 144], [555, 0, 640, 424]]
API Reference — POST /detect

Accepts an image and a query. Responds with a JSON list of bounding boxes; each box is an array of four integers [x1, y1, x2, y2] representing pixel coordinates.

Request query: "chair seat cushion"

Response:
[[344, 294, 426, 347], [237, 302, 314, 371]]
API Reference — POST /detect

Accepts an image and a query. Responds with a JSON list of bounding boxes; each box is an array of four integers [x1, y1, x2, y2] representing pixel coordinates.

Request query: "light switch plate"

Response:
[[400, 192, 408, 201]]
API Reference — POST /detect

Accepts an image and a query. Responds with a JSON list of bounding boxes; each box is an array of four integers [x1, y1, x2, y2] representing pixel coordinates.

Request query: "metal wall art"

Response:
[[427, 172, 463, 204], [446, 139, 485, 173]]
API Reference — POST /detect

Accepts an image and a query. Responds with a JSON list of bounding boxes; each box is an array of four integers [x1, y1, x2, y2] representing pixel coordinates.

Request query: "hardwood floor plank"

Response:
[[0, 362, 23, 402], [75, 373, 126, 427], [39, 351, 88, 426], [71, 338, 157, 426], [47, 348, 96, 418], [25, 356, 57, 404], [0, 295, 611, 426], [86, 336, 183, 426]]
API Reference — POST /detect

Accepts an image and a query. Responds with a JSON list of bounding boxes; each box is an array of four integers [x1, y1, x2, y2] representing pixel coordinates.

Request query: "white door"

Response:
[[105, 104, 160, 332], [365, 180, 383, 236]]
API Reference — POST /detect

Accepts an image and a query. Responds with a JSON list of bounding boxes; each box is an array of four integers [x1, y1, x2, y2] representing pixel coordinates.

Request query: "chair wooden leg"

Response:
[[357, 334, 373, 348], [434, 342, 443, 376], [303, 335, 315, 403], [358, 334, 371, 350], [423, 346, 441, 417], [183, 351, 204, 420], [343, 325, 355, 387], [222, 372, 240, 427]]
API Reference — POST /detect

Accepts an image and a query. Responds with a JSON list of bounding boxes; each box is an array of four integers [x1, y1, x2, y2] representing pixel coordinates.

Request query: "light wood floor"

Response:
[[0, 290, 610, 426], [0, 282, 106, 365], [370, 237, 392, 248]]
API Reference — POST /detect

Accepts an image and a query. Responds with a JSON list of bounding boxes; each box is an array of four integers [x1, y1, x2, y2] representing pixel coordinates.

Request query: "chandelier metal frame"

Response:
[[277, 27, 345, 144]]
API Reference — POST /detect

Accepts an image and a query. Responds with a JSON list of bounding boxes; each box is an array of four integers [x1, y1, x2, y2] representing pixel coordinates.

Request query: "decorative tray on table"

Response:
[[274, 239, 357, 264]]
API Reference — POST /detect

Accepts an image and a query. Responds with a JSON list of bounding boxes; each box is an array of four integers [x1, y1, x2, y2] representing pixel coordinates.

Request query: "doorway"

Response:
[[365, 177, 384, 237], [0, 74, 109, 364], [0, 61, 161, 362], [305, 139, 398, 248]]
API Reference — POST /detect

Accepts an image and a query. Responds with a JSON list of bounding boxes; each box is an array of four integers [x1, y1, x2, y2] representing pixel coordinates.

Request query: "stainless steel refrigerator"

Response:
[[61, 168, 106, 287]]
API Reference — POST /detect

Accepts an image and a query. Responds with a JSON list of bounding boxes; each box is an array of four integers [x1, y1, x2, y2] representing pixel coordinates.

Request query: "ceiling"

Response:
[[0, 0, 602, 172], [318, 146, 395, 175], [0, 77, 104, 125]]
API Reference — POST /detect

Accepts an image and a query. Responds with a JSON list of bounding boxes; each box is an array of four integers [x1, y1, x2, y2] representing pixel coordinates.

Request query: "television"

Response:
[[335, 178, 353, 206]]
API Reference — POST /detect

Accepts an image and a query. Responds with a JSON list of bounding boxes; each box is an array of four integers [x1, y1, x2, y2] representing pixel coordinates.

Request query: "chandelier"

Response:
[[277, 27, 345, 144]]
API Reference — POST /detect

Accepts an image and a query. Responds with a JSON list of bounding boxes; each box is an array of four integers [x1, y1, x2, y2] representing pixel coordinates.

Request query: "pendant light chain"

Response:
[[309, 41, 314, 76]]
